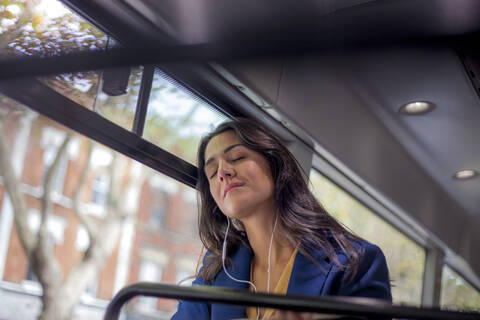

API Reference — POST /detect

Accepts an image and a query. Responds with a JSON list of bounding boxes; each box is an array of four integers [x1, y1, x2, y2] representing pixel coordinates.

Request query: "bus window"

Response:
[[92, 66, 143, 131], [309, 169, 426, 306], [142, 68, 227, 164], [0, 93, 206, 318], [441, 265, 480, 312]]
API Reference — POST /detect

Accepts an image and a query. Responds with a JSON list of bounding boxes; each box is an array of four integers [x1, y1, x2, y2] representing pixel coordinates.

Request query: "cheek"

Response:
[[209, 182, 222, 205], [244, 162, 275, 194]]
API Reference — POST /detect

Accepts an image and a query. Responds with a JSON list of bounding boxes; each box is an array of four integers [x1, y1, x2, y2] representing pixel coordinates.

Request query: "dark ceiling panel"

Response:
[[345, 47, 480, 215]]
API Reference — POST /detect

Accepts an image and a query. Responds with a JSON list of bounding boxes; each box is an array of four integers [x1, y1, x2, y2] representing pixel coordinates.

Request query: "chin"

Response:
[[221, 195, 271, 220], [223, 208, 246, 220], [222, 203, 250, 220]]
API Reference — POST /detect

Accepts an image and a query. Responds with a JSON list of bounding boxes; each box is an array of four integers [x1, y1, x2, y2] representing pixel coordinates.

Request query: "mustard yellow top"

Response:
[[246, 246, 298, 319]]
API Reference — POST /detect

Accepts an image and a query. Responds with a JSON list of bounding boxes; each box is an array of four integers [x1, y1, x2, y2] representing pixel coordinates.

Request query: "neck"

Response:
[[241, 210, 294, 268]]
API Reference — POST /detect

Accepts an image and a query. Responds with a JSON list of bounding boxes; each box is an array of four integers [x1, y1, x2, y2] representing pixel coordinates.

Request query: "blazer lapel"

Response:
[[212, 243, 253, 320], [211, 244, 332, 319], [287, 247, 332, 296]]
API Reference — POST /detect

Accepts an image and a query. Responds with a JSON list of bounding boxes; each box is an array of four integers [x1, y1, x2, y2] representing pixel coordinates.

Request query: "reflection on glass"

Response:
[[39, 71, 101, 110], [144, 69, 228, 164], [309, 170, 425, 306], [93, 66, 143, 130], [0, 0, 106, 59], [0, 95, 202, 319], [441, 265, 480, 312], [0, 0, 107, 110]]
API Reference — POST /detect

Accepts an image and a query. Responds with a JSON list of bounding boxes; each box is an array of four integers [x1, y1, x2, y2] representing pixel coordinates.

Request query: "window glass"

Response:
[[143, 68, 228, 164], [91, 174, 110, 207], [440, 265, 480, 312], [0, 0, 107, 110], [309, 169, 425, 306], [136, 259, 164, 313], [0, 0, 106, 58], [1, 0, 227, 147], [0, 94, 203, 319], [0, 0, 141, 130], [92, 66, 143, 130]]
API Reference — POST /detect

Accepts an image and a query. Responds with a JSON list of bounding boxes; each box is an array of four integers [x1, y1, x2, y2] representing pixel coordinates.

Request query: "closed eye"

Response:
[[233, 156, 245, 162]]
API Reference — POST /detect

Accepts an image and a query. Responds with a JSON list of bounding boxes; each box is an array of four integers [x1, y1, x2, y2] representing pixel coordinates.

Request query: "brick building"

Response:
[[0, 99, 202, 319]]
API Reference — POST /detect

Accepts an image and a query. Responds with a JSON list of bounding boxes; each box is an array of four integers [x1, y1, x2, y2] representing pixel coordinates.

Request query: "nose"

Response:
[[218, 159, 235, 182]]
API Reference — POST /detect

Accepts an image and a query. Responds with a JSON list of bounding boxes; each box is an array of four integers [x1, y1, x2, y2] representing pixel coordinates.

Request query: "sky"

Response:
[[38, 0, 70, 19]]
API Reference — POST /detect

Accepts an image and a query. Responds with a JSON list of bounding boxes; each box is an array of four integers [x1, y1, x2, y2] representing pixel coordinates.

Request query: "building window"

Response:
[[26, 209, 66, 245], [25, 264, 37, 282], [136, 259, 163, 312], [75, 226, 90, 252], [175, 257, 197, 286], [91, 174, 109, 207], [149, 191, 169, 228]]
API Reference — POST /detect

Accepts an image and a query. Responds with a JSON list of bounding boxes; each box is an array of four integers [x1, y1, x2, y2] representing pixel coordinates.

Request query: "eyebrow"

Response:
[[205, 144, 245, 167]]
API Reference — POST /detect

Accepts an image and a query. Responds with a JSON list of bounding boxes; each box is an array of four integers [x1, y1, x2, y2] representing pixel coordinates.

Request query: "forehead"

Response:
[[204, 130, 242, 161]]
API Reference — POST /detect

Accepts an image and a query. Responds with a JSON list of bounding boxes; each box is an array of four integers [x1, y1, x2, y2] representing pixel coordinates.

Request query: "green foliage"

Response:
[[2, 2, 106, 56], [140, 71, 226, 164], [441, 266, 480, 312]]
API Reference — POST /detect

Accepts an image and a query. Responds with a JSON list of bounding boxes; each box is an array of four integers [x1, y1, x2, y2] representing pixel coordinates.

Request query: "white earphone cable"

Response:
[[222, 216, 279, 320], [223, 218, 260, 320], [266, 214, 278, 294]]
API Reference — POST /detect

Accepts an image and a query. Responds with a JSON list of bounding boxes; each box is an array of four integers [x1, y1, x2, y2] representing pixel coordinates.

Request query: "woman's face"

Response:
[[204, 130, 275, 220]]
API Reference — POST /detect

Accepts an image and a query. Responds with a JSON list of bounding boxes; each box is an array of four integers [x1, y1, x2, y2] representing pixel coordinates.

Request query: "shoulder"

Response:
[[328, 238, 386, 268], [361, 241, 389, 269], [317, 237, 386, 269], [353, 239, 388, 269], [323, 239, 392, 301]]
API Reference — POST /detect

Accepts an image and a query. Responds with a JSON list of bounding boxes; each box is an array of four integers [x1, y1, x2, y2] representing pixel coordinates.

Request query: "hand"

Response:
[[269, 311, 314, 320]]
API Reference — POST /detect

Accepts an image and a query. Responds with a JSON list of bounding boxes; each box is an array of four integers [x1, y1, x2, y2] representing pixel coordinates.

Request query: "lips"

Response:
[[223, 182, 245, 197]]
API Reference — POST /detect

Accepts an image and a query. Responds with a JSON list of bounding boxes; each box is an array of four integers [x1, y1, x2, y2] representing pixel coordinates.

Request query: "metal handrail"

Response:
[[103, 282, 480, 320]]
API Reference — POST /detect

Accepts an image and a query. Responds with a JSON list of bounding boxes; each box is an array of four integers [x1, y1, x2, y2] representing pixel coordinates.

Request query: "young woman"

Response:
[[172, 119, 391, 320]]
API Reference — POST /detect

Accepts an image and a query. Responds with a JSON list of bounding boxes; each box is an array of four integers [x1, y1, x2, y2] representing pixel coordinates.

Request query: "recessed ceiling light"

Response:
[[453, 169, 478, 180], [399, 101, 435, 115]]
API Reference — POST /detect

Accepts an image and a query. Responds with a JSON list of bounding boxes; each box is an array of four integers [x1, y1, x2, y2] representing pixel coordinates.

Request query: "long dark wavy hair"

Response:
[[196, 118, 364, 282]]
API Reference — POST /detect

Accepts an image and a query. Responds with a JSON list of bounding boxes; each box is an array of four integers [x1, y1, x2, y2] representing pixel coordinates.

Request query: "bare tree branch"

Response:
[[106, 152, 120, 212], [0, 117, 36, 256], [39, 131, 72, 238], [71, 140, 97, 238], [34, 131, 72, 318], [57, 152, 125, 318]]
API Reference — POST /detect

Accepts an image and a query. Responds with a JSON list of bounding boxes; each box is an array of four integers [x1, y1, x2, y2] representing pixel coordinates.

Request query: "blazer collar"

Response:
[[287, 246, 332, 296], [211, 243, 332, 319], [212, 243, 253, 320]]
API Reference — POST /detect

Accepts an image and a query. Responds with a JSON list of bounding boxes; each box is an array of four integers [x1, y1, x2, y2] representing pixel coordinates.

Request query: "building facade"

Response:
[[0, 99, 202, 319]]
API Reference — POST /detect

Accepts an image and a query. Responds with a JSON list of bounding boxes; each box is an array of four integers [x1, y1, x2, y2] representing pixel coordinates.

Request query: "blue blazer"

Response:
[[172, 240, 391, 320]]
